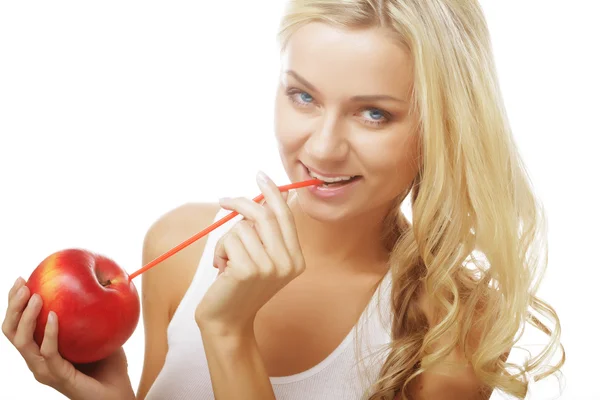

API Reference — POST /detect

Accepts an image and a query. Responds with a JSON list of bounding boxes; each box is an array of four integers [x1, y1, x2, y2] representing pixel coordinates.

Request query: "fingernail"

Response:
[[48, 311, 56, 324], [13, 277, 21, 288], [17, 286, 26, 298], [257, 170, 269, 184], [218, 197, 231, 204]]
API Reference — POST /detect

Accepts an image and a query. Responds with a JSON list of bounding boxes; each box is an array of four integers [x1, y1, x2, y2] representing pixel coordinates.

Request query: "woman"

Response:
[[2, 0, 564, 399]]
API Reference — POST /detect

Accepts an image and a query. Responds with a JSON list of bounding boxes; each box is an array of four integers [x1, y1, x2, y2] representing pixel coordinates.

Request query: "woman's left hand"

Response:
[[195, 171, 306, 337]]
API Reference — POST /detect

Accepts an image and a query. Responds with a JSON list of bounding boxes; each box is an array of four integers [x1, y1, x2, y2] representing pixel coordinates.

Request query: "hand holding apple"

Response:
[[2, 249, 139, 399], [24, 248, 140, 364]]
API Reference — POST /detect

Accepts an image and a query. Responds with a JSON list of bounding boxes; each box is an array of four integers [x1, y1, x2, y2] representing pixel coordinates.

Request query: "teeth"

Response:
[[308, 169, 355, 183]]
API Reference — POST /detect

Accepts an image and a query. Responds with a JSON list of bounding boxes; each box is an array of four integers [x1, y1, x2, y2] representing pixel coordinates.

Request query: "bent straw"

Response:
[[128, 178, 323, 280]]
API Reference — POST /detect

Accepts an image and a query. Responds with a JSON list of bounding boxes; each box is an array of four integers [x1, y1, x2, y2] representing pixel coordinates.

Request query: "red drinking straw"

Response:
[[128, 178, 323, 280]]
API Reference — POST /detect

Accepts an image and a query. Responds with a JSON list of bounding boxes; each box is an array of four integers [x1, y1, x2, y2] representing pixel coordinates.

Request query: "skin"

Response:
[[2, 22, 492, 400]]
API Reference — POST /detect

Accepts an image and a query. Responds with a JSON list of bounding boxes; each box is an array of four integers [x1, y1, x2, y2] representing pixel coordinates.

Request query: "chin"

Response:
[[292, 190, 358, 223]]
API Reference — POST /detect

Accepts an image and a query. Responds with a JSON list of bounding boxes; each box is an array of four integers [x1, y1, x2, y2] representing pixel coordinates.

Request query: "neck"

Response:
[[289, 194, 394, 275]]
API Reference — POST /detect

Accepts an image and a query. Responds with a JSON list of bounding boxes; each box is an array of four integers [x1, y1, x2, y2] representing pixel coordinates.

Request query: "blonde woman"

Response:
[[3, 0, 564, 399]]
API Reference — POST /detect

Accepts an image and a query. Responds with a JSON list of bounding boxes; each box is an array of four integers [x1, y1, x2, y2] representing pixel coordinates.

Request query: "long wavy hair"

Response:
[[277, 1, 565, 399]]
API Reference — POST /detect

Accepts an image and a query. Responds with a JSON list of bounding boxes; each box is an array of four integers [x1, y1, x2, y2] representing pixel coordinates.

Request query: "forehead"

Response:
[[281, 22, 413, 98]]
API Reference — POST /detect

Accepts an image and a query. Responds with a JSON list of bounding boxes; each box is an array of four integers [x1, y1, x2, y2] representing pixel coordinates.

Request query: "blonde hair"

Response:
[[277, 1, 565, 399]]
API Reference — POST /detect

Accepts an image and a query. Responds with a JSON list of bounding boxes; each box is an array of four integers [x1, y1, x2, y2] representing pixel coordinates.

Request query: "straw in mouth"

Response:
[[127, 177, 324, 280]]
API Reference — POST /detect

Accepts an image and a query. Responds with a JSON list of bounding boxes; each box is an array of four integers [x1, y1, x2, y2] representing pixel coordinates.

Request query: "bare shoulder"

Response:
[[136, 202, 220, 399], [141, 201, 222, 320], [404, 288, 503, 400]]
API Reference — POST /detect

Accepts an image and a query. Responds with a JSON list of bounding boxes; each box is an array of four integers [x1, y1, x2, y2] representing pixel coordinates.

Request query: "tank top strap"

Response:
[[166, 207, 237, 340]]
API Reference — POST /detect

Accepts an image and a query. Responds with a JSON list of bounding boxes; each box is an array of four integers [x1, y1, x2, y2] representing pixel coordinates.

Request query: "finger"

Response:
[[40, 311, 72, 385], [233, 220, 275, 276], [13, 293, 43, 356], [256, 171, 302, 257], [217, 262, 226, 275], [219, 196, 289, 268], [213, 234, 229, 270], [40, 311, 59, 360], [222, 232, 258, 280], [8, 277, 25, 301], [213, 218, 257, 269], [2, 285, 31, 341], [213, 238, 227, 268], [260, 190, 289, 207]]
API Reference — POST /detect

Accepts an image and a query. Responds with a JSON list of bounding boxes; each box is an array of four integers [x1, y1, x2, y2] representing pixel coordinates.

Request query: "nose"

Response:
[[304, 113, 349, 163]]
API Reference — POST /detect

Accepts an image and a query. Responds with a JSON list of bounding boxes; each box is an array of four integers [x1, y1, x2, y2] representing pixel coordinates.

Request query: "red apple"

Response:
[[25, 248, 140, 364]]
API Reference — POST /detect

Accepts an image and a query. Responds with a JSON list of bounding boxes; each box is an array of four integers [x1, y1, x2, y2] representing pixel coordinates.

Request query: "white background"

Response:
[[1, 1, 598, 399]]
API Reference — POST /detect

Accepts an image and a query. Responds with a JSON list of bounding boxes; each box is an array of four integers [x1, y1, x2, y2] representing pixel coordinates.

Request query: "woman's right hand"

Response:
[[2, 277, 136, 400]]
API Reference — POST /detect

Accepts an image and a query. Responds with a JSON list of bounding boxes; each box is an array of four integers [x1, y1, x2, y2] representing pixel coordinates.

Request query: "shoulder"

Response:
[[144, 201, 221, 249], [136, 202, 221, 399], [403, 289, 502, 400], [142, 202, 221, 320]]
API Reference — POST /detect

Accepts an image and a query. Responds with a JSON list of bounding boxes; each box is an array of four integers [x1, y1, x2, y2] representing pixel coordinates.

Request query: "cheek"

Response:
[[274, 93, 312, 153], [363, 129, 420, 191]]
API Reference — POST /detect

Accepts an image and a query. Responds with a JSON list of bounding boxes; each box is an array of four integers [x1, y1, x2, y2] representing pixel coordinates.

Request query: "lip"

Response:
[[301, 162, 359, 179], [300, 162, 362, 199]]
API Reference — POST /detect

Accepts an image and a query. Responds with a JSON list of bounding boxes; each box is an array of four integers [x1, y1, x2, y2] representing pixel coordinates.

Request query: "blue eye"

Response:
[[286, 89, 315, 108], [300, 92, 313, 103], [359, 108, 391, 127], [368, 109, 384, 120]]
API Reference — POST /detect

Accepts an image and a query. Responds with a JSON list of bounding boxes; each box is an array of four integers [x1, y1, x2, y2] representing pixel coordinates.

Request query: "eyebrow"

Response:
[[285, 70, 408, 104]]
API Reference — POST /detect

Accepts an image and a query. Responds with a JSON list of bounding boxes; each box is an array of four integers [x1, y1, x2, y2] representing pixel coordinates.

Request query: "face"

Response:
[[274, 22, 420, 222]]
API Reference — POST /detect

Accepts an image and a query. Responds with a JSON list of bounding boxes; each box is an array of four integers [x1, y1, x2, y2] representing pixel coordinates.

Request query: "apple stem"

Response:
[[127, 179, 324, 281]]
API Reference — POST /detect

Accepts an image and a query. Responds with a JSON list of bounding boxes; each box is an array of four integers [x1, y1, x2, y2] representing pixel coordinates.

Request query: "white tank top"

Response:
[[144, 208, 529, 399], [144, 208, 395, 399]]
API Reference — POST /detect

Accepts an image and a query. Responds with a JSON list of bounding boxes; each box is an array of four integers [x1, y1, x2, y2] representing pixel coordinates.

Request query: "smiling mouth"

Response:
[[304, 165, 361, 188]]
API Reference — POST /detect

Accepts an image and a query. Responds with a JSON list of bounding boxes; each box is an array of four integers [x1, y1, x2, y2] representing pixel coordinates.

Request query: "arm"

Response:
[[193, 174, 302, 399], [136, 202, 220, 399], [199, 329, 276, 400], [404, 347, 510, 400], [404, 355, 492, 400], [403, 295, 508, 400]]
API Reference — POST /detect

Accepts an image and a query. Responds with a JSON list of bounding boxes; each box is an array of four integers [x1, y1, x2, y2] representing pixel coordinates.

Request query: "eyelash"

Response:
[[285, 88, 392, 127]]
